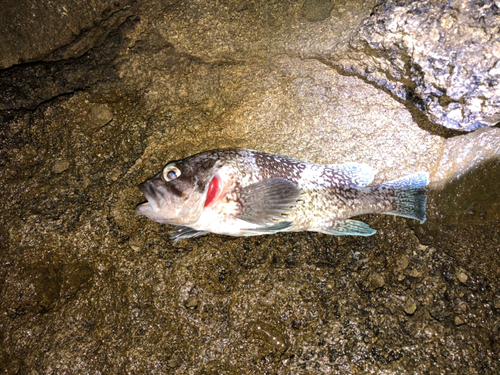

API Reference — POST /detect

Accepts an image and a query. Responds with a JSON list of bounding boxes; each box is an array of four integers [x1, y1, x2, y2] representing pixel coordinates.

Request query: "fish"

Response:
[[135, 148, 428, 243]]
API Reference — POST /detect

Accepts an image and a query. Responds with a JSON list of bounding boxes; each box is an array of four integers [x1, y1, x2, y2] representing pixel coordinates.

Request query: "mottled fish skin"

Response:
[[135, 148, 428, 242]]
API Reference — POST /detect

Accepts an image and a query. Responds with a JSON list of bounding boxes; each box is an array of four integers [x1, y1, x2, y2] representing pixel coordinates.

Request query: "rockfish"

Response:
[[135, 149, 428, 243]]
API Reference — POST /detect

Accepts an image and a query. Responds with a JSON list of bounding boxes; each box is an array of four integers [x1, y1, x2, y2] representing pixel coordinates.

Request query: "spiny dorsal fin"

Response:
[[325, 163, 377, 187]]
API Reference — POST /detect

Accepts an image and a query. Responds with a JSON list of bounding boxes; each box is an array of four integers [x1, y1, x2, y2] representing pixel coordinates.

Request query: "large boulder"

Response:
[[344, 0, 500, 131]]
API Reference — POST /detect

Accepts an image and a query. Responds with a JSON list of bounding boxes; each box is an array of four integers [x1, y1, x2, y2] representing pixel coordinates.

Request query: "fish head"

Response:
[[135, 154, 219, 225]]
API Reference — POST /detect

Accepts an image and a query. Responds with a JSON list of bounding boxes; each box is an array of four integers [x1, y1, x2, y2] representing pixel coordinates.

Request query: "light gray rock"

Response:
[[432, 127, 500, 188], [342, 0, 500, 131], [158, 0, 500, 131]]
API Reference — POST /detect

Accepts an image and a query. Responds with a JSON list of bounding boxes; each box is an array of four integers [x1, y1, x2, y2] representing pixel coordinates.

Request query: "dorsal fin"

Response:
[[325, 162, 377, 187]]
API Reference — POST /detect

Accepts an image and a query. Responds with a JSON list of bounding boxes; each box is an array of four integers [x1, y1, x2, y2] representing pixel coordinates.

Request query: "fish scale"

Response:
[[135, 148, 428, 242]]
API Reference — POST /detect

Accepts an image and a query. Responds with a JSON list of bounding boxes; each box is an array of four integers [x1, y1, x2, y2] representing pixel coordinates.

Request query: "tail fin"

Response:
[[380, 172, 429, 224]]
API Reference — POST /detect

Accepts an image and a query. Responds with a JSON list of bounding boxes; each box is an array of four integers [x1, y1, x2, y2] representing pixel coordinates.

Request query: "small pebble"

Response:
[[417, 244, 428, 251], [110, 169, 122, 181], [456, 272, 468, 284], [82, 176, 91, 188], [404, 298, 417, 315], [247, 321, 289, 354], [365, 272, 385, 291], [396, 255, 409, 270], [454, 316, 466, 326], [167, 359, 179, 368], [184, 296, 198, 309], [408, 269, 422, 278], [52, 160, 70, 174], [88, 105, 113, 127]]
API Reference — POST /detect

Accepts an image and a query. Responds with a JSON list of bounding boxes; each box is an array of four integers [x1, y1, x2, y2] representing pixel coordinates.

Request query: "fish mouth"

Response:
[[136, 178, 170, 213], [135, 171, 218, 224]]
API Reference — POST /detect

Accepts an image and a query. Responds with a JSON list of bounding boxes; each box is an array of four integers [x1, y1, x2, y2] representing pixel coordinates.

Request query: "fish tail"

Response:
[[380, 172, 429, 224]]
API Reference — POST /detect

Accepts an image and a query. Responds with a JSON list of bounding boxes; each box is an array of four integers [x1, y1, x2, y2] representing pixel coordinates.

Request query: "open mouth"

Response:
[[137, 179, 170, 213]]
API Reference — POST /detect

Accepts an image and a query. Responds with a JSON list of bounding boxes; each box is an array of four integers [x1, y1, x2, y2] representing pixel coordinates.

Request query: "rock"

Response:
[[247, 321, 289, 354], [365, 272, 385, 291], [88, 105, 113, 128], [431, 127, 500, 188], [0, 0, 135, 69], [408, 269, 423, 278], [494, 297, 500, 310], [301, 0, 334, 22], [344, 0, 500, 131], [404, 298, 417, 315], [184, 296, 198, 309], [158, 0, 499, 132], [2, 264, 62, 315], [396, 255, 409, 271], [456, 272, 468, 284], [148, 56, 441, 180], [1, 1, 500, 374], [52, 159, 70, 174]]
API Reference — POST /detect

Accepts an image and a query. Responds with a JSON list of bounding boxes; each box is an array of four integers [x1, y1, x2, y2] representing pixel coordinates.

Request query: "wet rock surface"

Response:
[[1, 0, 499, 374], [343, 0, 500, 131]]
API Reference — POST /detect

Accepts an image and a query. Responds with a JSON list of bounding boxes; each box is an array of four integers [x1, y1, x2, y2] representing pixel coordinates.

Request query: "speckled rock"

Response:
[[156, 0, 500, 131], [345, 0, 500, 131]]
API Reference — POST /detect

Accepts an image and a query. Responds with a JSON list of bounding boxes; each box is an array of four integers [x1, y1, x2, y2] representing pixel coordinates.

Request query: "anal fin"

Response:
[[319, 219, 376, 236]]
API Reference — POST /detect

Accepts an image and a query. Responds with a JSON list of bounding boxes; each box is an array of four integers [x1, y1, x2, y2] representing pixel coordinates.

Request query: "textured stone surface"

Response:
[[432, 127, 500, 188], [1, 1, 499, 374], [155, 0, 500, 131], [0, 0, 136, 69], [124, 53, 442, 181], [343, 0, 500, 131]]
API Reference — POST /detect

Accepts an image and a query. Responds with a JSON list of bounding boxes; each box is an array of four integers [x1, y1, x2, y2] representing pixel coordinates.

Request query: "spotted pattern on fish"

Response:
[[135, 148, 428, 242]]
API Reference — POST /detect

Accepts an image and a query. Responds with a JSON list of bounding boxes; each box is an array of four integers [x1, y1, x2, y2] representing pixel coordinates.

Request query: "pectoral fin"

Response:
[[236, 178, 301, 226], [319, 219, 376, 236]]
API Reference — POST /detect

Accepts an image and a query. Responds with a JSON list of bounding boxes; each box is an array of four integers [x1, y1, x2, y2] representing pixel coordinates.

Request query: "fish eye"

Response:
[[163, 165, 181, 181]]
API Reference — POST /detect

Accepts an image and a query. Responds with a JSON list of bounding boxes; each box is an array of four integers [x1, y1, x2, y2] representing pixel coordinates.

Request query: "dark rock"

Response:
[[0, 0, 136, 69], [302, 0, 334, 22]]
